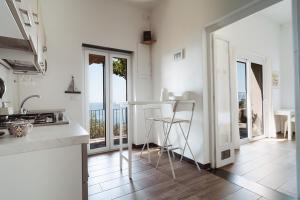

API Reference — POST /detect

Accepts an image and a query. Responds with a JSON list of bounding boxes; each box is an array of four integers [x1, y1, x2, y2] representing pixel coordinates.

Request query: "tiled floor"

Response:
[[87, 149, 278, 200], [223, 135, 296, 198]]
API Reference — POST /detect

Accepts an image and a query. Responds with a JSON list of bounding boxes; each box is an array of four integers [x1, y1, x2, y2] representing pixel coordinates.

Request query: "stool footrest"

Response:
[[161, 147, 181, 151]]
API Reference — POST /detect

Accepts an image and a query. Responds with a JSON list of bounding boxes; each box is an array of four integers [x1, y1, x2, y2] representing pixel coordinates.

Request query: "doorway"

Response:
[[84, 49, 130, 154], [236, 60, 264, 143], [205, 0, 299, 198]]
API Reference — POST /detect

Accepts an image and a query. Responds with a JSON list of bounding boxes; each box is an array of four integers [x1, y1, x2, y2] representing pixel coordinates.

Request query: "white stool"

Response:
[[140, 105, 174, 162], [155, 100, 200, 179]]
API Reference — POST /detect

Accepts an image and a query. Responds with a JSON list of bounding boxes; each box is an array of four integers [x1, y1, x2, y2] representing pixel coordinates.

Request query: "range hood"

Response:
[[0, 43, 40, 74], [0, 0, 45, 74]]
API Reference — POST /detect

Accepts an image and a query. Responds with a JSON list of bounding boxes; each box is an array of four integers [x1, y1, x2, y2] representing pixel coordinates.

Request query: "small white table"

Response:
[[274, 109, 295, 140], [119, 100, 194, 179]]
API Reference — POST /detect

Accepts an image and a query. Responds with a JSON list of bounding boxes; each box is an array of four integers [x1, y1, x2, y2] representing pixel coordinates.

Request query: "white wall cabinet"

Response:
[[5, 0, 47, 74]]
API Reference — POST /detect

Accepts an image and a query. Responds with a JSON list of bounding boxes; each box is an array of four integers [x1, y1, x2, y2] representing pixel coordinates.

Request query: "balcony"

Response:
[[89, 108, 128, 149]]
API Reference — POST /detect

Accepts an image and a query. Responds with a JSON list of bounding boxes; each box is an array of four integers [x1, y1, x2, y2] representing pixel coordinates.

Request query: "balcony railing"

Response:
[[89, 108, 128, 140]]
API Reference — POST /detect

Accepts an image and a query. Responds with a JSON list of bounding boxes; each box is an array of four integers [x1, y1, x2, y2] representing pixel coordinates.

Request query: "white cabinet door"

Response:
[[0, 0, 23, 39], [213, 36, 235, 168], [6, 0, 38, 54]]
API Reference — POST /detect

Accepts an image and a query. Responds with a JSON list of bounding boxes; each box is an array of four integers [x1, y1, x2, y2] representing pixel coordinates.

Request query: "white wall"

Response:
[[6, 0, 282, 163], [215, 14, 281, 110], [150, 0, 260, 164], [16, 0, 152, 134], [280, 23, 295, 109], [215, 14, 283, 136], [215, 14, 294, 134]]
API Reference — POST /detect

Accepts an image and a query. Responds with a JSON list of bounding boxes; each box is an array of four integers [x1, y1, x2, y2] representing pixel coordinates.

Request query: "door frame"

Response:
[[204, 0, 300, 196], [83, 48, 132, 155], [203, 0, 283, 168]]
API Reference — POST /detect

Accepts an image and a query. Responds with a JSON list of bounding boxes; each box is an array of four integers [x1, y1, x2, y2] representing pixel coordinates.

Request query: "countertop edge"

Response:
[[0, 123, 89, 157]]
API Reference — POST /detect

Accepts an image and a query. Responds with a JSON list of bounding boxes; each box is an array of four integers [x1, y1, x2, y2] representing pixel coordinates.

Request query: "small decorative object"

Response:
[[142, 31, 156, 45], [7, 121, 33, 137], [65, 76, 81, 94], [173, 49, 184, 62], [272, 71, 280, 88], [143, 31, 152, 41], [160, 88, 169, 101]]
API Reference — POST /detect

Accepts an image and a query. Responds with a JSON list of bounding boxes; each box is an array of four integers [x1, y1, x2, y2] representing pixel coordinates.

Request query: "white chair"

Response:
[[155, 100, 200, 179], [284, 116, 295, 138], [140, 105, 174, 162]]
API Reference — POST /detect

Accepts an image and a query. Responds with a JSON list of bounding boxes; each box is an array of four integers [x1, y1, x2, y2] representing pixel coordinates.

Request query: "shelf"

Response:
[[65, 91, 81, 94], [141, 40, 156, 45]]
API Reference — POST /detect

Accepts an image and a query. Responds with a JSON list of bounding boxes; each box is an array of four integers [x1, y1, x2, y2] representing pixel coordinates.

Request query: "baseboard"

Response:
[[132, 143, 159, 149], [133, 142, 211, 170], [172, 151, 211, 170]]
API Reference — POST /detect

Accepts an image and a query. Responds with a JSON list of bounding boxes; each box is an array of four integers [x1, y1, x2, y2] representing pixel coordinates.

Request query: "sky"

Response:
[[237, 62, 246, 93], [89, 63, 126, 104]]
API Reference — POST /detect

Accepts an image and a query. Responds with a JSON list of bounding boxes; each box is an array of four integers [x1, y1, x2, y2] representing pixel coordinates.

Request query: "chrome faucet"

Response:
[[19, 95, 41, 114]]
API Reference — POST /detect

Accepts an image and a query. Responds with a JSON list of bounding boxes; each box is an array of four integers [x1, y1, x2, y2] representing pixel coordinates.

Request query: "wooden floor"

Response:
[[223, 135, 296, 198], [88, 149, 271, 200]]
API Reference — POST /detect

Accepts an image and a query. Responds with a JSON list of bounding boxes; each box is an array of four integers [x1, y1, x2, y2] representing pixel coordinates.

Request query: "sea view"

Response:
[[89, 102, 122, 110], [89, 102, 126, 124]]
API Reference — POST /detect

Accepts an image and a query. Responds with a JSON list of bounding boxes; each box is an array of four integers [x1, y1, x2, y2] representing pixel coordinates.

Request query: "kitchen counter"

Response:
[[0, 122, 89, 200], [0, 122, 89, 157]]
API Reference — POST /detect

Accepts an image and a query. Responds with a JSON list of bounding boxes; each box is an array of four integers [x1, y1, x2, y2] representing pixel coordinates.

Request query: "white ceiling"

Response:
[[119, 0, 160, 11], [257, 0, 292, 25]]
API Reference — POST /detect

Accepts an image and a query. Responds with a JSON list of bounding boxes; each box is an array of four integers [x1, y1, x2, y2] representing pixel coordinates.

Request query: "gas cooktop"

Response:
[[0, 111, 69, 129]]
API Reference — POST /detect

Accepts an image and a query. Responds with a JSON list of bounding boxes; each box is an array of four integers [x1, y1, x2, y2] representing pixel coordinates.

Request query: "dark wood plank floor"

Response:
[[88, 149, 266, 200], [222, 135, 296, 198]]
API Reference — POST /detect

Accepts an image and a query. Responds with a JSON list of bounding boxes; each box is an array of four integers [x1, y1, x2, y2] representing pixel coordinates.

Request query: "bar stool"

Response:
[[155, 100, 200, 179], [140, 105, 174, 162]]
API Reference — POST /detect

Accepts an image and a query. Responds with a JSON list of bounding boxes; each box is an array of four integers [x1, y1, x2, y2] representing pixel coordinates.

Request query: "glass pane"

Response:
[[88, 54, 106, 149], [237, 62, 248, 139], [112, 57, 128, 145]]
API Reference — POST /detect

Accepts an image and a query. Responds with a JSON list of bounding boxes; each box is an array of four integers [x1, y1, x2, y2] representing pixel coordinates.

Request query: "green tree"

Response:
[[113, 58, 127, 80]]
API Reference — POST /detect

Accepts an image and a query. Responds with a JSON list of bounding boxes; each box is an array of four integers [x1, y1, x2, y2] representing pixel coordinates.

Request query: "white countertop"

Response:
[[0, 122, 89, 157]]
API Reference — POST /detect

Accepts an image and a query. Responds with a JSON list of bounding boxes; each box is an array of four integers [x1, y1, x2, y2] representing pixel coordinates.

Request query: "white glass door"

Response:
[[110, 54, 129, 149], [236, 59, 265, 142], [85, 50, 109, 153], [85, 49, 130, 154], [237, 61, 249, 142]]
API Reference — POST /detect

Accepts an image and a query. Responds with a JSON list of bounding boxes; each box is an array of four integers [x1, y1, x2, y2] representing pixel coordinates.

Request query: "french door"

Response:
[[213, 36, 235, 168], [236, 59, 264, 143], [84, 49, 130, 154]]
